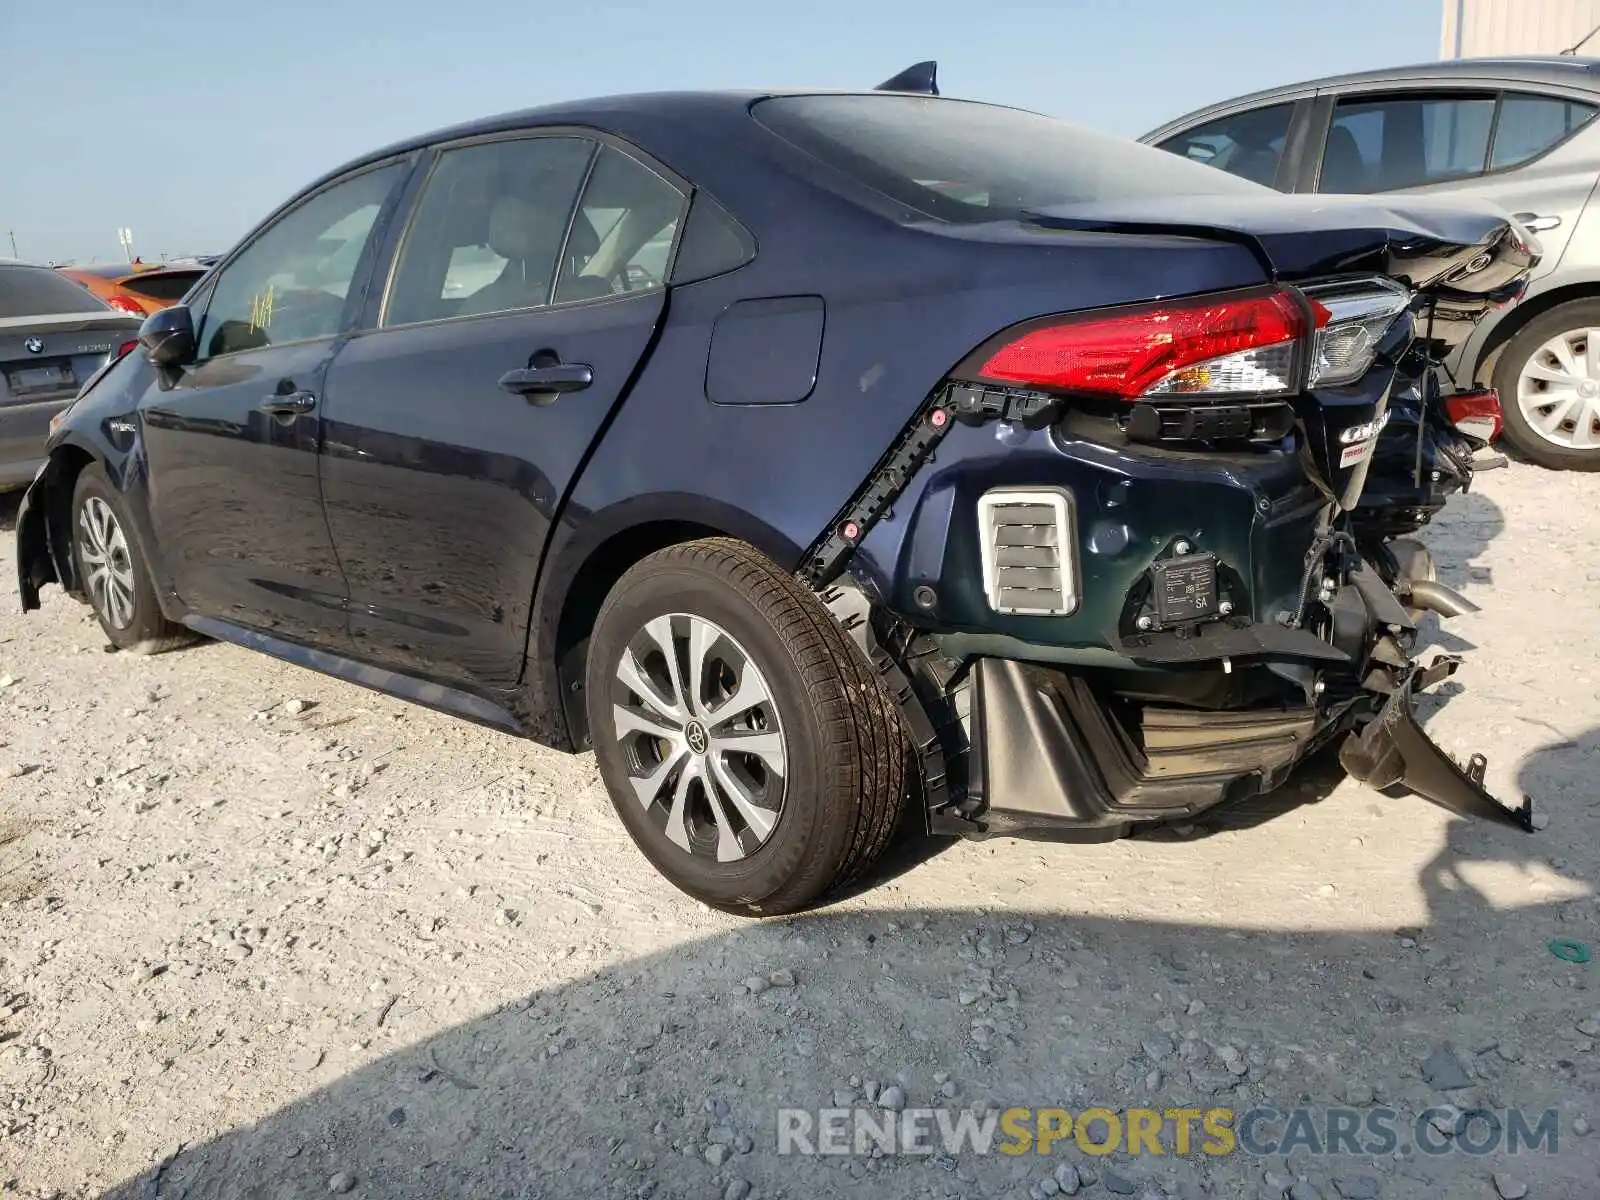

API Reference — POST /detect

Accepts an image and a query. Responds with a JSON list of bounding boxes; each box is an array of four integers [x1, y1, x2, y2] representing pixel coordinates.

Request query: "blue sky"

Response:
[[1, 0, 1438, 264]]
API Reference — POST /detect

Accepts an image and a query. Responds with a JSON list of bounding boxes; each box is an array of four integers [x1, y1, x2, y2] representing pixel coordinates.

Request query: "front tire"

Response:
[[1491, 301, 1600, 471], [585, 538, 908, 915], [71, 464, 189, 653]]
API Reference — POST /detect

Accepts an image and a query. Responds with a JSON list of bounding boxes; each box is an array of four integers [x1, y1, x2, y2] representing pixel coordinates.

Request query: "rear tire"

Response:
[[1491, 301, 1600, 471], [585, 537, 908, 915], [70, 464, 190, 654]]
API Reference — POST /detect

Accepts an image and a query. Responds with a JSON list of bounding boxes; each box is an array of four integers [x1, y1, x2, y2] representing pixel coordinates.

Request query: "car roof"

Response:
[[1144, 55, 1600, 139]]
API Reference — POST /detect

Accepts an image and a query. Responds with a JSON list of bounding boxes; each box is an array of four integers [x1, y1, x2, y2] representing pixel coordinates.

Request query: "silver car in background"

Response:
[[1144, 56, 1600, 471], [0, 262, 142, 491]]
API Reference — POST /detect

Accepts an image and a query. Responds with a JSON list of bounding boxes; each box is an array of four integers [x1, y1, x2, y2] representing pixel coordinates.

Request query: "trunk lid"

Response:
[[0, 311, 141, 409], [1025, 192, 1536, 343]]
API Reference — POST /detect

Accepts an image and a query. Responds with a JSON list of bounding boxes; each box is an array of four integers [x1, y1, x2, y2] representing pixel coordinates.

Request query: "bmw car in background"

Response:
[[1, 261, 141, 492], [57, 261, 210, 317], [1144, 56, 1600, 471], [17, 65, 1536, 914]]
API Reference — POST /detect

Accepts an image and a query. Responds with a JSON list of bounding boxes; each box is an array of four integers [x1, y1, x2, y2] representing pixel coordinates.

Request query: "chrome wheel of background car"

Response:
[[611, 613, 787, 863], [77, 497, 136, 630], [1516, 329, 1600, 450]]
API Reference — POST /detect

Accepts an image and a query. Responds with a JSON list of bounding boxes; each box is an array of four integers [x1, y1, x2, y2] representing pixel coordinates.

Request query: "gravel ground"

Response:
[[1, 463, 1598, 1200]]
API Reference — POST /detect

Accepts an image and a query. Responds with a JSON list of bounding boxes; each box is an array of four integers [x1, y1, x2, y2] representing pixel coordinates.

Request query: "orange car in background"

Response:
[[55, 260, 209, 316]]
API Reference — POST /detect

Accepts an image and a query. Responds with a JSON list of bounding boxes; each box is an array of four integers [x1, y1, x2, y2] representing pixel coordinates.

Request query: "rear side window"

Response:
[[755, 95, 1265, 224], [553, 145, 685, 304], [0, 266, 110, 317], [384, 136, 595, 326], [1321, 94, 1495, 193], [1491, 93, 1598, 169], [1155, 103, 1295, 188]]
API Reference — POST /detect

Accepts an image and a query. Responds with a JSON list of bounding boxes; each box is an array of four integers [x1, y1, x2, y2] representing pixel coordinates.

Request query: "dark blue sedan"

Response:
[[17, 66, 1537, 912]]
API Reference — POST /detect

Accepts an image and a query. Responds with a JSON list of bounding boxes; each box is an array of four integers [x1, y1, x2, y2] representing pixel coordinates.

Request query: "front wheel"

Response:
[[1491, 301, 1600, 471], [585, 538, 908, 915], [71, 464, 190, 653]]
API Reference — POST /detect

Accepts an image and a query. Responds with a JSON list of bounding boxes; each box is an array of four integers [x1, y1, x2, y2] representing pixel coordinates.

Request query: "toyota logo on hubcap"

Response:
[[685, 721, 709, 755], [23, 337, 44, 354]]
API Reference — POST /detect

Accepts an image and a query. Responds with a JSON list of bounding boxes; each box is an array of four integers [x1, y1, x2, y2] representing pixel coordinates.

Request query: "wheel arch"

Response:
[[1474, 280, 1600, 384], [29, 442, 101, 599], [533, 497, 803, 751]]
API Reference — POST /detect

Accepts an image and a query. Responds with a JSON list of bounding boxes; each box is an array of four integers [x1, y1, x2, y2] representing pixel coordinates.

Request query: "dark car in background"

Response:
[[0, 261, 141, 491], [16, 69, 1535, 914], [1144, 56, 1600, 470]]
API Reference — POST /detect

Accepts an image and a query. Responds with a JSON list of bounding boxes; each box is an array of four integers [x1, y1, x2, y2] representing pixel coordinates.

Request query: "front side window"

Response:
[[553, 146, 685, 303], [1155, 103, 1295, 188], [384, 136, 594, 326], [756, 94, 1265, 225], [196, 164, 402, 360], [1319, 94, 1495, 193]]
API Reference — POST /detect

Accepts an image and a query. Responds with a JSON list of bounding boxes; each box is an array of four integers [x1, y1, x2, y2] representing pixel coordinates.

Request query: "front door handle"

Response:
[[1512, 211, 1562, 233], [498, 363, 593, 405], [258, 389, 317, 415]]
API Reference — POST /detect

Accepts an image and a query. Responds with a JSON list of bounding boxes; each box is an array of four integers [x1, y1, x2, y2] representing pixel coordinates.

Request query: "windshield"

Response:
[[0, 265, 111, 318], [754, 95, 1268, 223]]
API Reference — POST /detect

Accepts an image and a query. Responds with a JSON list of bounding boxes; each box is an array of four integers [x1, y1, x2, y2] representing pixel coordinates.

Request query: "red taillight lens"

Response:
[[116, 340, 139, 359], [974, 287, 1318, 401], [1443, 387, 1502, 443], [104, 294, 146, 316]]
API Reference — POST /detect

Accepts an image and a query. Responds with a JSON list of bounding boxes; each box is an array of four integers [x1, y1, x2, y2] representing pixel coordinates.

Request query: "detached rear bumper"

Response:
[[1339, 655, 1534, 832], [951, 652, 1532, 839]]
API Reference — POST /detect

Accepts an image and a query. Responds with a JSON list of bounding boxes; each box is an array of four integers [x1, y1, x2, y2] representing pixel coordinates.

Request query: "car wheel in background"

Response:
[[1492, 301, 1600, 471], [585, 537, 908, 915], [71, 464, 190, 653]]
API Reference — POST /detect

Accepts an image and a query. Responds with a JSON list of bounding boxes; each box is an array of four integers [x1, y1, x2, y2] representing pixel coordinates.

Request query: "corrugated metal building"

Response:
[[1442, 0, 1600, 57]]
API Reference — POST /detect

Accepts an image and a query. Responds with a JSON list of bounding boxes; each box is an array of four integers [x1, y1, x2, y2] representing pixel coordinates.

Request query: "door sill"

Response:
[[182, 615, 526, 736]]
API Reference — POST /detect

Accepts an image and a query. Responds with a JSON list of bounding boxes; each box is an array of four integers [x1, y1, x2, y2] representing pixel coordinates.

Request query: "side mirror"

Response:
[[139, 305, 196, 367]]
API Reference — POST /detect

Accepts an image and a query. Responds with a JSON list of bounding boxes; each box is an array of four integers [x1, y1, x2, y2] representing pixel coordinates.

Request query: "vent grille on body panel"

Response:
[[977, 489, 1077, 616]]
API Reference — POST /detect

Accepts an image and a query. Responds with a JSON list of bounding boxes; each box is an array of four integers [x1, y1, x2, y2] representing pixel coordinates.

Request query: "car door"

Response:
[[319, 132, 686, 692], [138, 160, 410, 644], [1310, 86, 1600, 282]]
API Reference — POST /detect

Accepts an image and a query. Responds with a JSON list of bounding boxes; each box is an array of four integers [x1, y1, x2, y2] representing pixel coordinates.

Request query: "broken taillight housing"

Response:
[[1303, 277, 1413, 387], [1442, 387, 1503, 444], [973, 286, 1316, 401]]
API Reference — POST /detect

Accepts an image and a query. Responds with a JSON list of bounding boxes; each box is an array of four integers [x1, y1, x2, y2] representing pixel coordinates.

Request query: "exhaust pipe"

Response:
[[1406, 579, 1480, 619]]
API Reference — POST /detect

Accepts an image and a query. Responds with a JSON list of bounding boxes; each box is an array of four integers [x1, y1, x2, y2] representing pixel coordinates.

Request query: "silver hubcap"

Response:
[[1516, 328, 1600, 451], [611, 613, 786, 863], [78, 497, 136, 630]]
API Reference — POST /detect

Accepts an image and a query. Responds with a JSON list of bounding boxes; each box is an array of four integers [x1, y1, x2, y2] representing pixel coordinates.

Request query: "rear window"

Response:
[[121, 270, 205, 303], [754, 95, 1266, 223], [0, 265, 110, 318]]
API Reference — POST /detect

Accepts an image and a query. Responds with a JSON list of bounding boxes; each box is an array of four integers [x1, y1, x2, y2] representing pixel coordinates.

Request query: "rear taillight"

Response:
[[1303, 277, 1412, 387], [116, 340, 138, 359], [1443, 387, 1502, 444], [973, 287, 1315, 401], [104, 294, 145, 316]]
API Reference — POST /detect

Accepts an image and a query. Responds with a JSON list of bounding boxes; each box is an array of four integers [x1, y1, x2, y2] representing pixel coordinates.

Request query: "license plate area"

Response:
[[1149, 553, 1220, 627], [5, 361, 75, 396]]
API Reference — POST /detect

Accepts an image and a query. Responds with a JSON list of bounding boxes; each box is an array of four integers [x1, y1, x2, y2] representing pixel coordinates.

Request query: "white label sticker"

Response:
[[1340, 438, 1376, 468]]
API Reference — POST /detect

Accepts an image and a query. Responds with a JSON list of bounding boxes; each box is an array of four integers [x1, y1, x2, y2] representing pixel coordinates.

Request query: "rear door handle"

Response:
[[1512, 212, 1562, 232], [258, 389, 317, 415], [498, 363, 593, 404]]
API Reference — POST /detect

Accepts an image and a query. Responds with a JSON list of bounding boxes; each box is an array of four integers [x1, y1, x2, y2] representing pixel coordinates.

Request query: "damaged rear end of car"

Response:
[[772, 103, 1540, 839]]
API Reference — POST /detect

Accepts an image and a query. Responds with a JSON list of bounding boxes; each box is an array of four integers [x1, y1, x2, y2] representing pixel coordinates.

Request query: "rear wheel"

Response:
[[1492, 301, 1600, 471], [585, 538, 908, 915], [71, 464, 189, 653]]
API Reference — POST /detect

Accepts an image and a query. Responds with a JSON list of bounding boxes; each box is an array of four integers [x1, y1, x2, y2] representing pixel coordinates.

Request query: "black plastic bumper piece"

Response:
[[1338, 656, 1535, 832], [965, 657, 1328, 839]]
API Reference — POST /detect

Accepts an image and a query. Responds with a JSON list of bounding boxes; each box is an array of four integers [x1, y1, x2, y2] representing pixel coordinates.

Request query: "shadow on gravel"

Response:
[[97, 767, 1596, 1200], [0, 490, 20, 533]]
